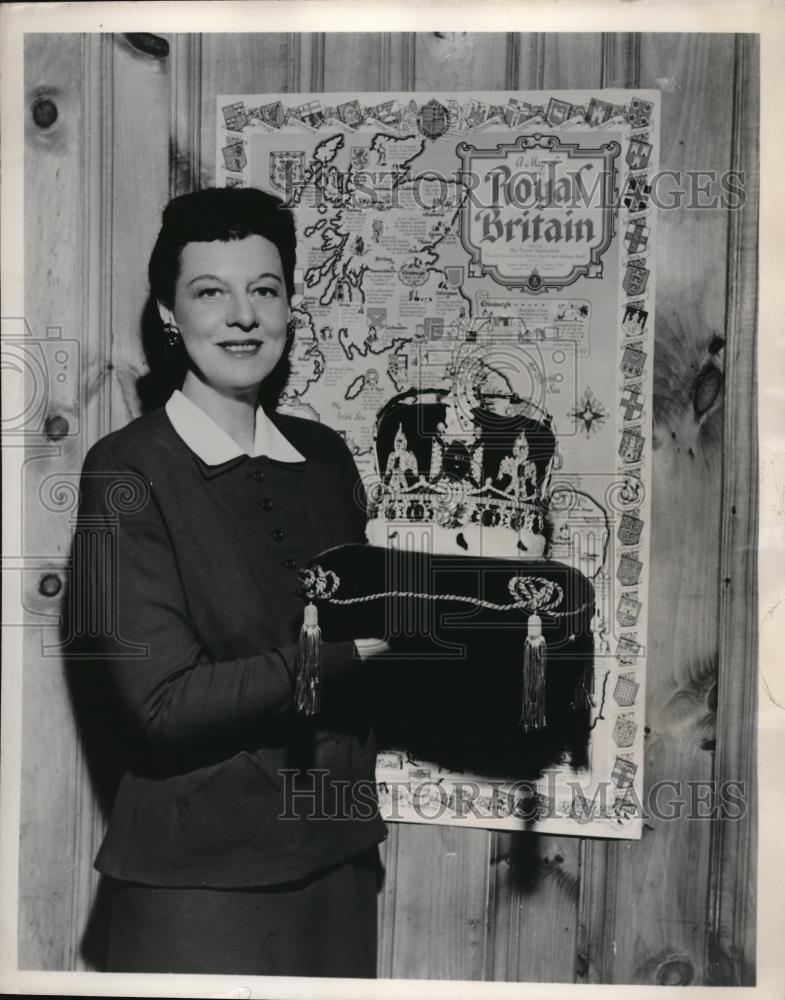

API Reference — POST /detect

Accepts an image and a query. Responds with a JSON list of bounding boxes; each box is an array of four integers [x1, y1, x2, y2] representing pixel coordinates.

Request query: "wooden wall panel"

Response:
[[414, 32, 510, 92], [322, 33, 387, 91], [513, 35, 546, 90], [20, 33, 87, 972], [542, 33, 604, 90], [388, 826, 491, 979], [708, 34, 758, 987], [109, 36, 171, 426], [489, 833, 580, 982], [578, 33, 738, 985]]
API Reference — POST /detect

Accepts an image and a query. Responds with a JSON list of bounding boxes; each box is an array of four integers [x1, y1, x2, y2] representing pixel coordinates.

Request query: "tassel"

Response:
[[571, 658, 595, 713], [575, 610, 600, 712], [295, 602, 322, 716], [520, 613, 546, 732]]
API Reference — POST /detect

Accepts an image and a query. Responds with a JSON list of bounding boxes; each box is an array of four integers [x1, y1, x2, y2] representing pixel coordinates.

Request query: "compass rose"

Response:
[[569, 387, 608, 436]]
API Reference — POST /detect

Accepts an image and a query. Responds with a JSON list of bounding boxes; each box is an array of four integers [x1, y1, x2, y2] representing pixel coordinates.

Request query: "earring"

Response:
[[163, 322, 182, 357], [286, 319, 296, 341]]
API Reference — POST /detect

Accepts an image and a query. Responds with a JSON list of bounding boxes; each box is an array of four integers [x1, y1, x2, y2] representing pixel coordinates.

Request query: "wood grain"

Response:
[[514, 34, 546, 90], [69, 34, 120, 971], [20, 32, 87, 972], [414, 32, 510, 92], [110, 34, 171, 427], [542, 34, 604, 91], [388, 824, 491, 979], [488, 832, 580, 981], [578, 33, 738, 985], [601, 33, 640, 89], [376, 822, 400, 978], [706, 33, 758, 987], [322, 34, 386, 92], [170, 34, 202, 197]]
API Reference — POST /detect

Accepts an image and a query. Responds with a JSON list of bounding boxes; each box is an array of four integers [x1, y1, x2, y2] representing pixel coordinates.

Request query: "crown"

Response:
[[366, 386, 557, 557]]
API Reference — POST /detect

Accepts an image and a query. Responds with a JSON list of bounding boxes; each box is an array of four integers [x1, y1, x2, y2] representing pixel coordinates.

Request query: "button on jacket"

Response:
[[72, 396, 387, 888]]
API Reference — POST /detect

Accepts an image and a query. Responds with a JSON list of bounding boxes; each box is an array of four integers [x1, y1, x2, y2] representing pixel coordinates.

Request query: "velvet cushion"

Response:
[[302, 544, 596, 781]]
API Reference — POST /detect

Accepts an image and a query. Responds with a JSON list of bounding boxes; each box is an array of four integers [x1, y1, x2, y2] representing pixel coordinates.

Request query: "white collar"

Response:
[[165, 390, 305, 465]]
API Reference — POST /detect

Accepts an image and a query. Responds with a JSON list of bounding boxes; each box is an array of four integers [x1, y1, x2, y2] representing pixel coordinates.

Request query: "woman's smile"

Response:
[[217, 338, 264, 356]]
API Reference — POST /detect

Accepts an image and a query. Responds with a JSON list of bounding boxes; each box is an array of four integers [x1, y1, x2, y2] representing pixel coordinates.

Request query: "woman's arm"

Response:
[[70, 439, 360, 757]]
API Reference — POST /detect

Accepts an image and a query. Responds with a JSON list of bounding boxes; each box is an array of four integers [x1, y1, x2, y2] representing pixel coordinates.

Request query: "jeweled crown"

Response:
[[368, 386, 557, 534]]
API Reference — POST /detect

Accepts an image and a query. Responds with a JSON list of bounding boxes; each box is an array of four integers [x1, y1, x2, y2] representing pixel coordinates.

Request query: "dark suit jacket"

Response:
[[71, 408, 387, 888]]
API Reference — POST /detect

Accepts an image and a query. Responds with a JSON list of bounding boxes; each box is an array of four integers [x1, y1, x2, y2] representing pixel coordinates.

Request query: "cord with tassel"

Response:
[[295, 602, 322, 716], [570, 608, 601, 713], [520, 612, 547, 731]]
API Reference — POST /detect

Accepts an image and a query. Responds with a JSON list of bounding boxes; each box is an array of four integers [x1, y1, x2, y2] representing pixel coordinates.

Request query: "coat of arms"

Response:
[[618, 513, 644, 546], [627, 97, 654, 129], [620, 384, 645, 422], [222, 142, 247, 173], [505, 99, 533, 128], [222, 102, 248, 132], [617, 594, 642, 628], [611, 756, 637, 788], [624, 220, 650, 254], [621, 347, 646, 379], [616, 634, 642, 665], [622, 306, 648, 338], [613, 674, 640, 706], [269, 151, 305, 195], [619, 429, 645, 464], [585, 98, 614, 126], [351, 147, 370, 171], [627, 137, 653, 170], [623, 175, 652, 214], [260, 101, 286, 128], [546, 97, 572, 126], [623, 264, 650, 296], [617, 554, 643, 586], [338, 100, 363, 127], [614, 716, 637, 748], [417, 99, 449, 140]]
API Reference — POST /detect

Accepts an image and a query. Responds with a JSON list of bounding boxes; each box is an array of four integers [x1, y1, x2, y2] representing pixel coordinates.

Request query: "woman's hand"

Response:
[[353, 638, 391, 660]]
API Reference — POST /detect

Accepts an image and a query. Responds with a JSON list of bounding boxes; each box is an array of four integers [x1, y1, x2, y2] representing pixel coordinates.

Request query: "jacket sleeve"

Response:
[[70, 437, 359, 756]]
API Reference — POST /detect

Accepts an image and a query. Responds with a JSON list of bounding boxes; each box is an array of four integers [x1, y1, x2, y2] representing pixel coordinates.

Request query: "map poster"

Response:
[[216, 90, 659, 838]]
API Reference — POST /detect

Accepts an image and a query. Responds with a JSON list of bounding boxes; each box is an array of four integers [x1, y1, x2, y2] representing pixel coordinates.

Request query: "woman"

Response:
[[73, 187, 389, 976]]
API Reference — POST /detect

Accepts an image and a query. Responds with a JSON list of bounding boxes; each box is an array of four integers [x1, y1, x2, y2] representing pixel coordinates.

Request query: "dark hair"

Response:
[[148, 186, 297, 307]]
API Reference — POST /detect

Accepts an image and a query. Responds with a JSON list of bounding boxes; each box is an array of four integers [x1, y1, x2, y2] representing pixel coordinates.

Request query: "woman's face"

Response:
[[158, 234, 289, 398]]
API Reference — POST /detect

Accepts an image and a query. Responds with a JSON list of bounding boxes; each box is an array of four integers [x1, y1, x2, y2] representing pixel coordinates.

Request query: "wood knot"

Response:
[[654, 955, 695, 986], [32, 97, 58, 129], [45, 415, 69, 440], [124, 33, 170, 58], [692, 363, 723, 418], [38, 573, 62, 598]]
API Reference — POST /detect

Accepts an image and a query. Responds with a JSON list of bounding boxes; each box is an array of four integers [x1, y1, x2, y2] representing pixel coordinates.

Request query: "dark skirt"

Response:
[[106, 847, 382, 977]]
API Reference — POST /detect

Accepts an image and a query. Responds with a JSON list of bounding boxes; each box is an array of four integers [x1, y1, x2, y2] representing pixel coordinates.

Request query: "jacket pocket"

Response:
[[178, 750, 285, 844]]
